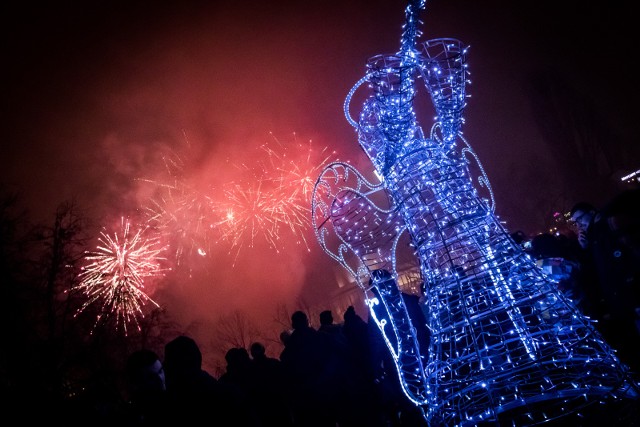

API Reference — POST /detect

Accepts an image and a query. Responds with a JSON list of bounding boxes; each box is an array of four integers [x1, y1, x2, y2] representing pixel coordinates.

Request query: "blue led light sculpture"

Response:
[[311, 1, 639, 425]]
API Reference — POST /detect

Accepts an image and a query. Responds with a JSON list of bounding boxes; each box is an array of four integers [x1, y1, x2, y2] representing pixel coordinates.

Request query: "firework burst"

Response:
[[72, 217, 169, 334], [213, 132, 338, 261], [137, 131, 337, 265], [144, 180, 216, 263], [139, 137, 217, 268], [214, 178, 280, 263], [261, 133, 337, 246], [265, 132, 336, 200]]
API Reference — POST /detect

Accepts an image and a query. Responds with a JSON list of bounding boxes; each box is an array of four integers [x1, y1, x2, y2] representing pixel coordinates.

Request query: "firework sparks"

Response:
[[139, 137, 217, 267], [214, 178, 281, 264], [138, 131, 337, 265], [213, 132, 338, 261], [72, 217, 169, 334], [144, 182, 216, 263], [268, 133, 337, 249], [266, 132, 336, 199]]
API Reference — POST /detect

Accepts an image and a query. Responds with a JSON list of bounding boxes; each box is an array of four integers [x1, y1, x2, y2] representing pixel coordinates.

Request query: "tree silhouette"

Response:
[[211, 309, 262, 350]]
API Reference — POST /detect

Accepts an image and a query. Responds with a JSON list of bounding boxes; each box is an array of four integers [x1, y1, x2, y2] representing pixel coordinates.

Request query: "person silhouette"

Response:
[[123, 349, 168, 426], [163, 335, 260, 426], [280, 311, 336, 427], [569, 191, 640, 373], [250, 341, 294, 427], [318, 310, 349, 349], [569, 202, 599, 250], [219, 347, 256, 403]]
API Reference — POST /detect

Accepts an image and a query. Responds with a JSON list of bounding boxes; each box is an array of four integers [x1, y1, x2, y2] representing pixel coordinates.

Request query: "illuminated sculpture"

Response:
[[311, 0, 639, 425]]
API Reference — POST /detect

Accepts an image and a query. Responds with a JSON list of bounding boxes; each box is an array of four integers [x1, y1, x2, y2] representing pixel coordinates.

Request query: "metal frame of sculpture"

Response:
[[311, 1, 639, 425]]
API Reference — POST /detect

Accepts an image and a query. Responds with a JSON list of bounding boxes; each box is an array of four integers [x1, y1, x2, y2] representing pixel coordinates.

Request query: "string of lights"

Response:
[[312, 0, 639, 425]]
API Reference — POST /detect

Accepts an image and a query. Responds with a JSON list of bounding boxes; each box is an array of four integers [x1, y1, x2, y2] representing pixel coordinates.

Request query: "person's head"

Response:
[[510, 230, 528, 246], [125, 349, 166, 397], [530, 233, 563, 259], [163, 335, 202, 382], [569, 202, 597, 231], [319, 310, 333, 326], [280, 330, 292, 346], [250, 342, 266, 359], [344, 305, 358, 322], [224, 347, 251, 368], [604, 189, 640, 255], [291, 310, 309, 330]]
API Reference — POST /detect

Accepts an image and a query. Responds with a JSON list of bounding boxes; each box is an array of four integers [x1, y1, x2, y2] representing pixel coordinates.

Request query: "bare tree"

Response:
[[19, 200, 94, 401], [0, 190, 36, 403], [212, 309, 262, 350], [273, 302, 294, 332], [31, 200, 91, 341]]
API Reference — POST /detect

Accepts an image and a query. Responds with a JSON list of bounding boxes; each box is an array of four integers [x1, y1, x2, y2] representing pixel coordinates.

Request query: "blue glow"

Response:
[[312, 1, 639, 425]]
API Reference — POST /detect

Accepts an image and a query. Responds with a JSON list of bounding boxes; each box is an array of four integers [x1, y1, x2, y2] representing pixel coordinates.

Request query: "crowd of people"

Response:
[[119, 307, 424, 427], [518, 188, 640, 373]]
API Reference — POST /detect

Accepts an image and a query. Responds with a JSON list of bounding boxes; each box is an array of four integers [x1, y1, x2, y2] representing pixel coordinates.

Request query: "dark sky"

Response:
[[2, 1, 638, 338]]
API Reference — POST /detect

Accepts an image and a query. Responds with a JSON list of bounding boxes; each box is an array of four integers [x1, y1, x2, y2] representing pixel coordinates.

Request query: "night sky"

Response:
[[2, 1, 638, 338]]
